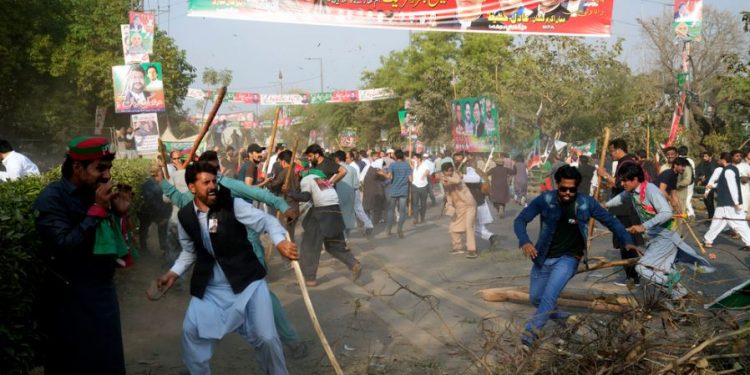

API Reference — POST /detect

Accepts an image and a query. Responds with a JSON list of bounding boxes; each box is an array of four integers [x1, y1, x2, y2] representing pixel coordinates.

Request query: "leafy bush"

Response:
[[0, 158, 151, 374]]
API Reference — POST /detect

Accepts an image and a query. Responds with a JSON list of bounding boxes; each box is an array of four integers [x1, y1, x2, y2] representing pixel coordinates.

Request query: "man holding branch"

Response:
[[606, 163, 715, 300]]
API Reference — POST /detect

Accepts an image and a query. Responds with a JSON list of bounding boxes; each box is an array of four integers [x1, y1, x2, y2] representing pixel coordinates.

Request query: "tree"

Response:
[[639, 6, 749, 150], [0, 0, 195, 158]]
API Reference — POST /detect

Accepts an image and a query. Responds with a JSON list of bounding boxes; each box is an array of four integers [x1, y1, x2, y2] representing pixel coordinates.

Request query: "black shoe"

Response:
[[365, 228, 373, 239], [398, 230, 404, 239], [740, 246, 750, 252]]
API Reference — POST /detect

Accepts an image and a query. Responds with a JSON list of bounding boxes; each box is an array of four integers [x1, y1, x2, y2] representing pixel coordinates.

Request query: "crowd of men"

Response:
[[26, 131, 750, 373]]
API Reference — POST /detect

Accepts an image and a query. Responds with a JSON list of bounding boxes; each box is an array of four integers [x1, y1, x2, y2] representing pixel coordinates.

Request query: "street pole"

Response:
[[305, 57, 324, 92]]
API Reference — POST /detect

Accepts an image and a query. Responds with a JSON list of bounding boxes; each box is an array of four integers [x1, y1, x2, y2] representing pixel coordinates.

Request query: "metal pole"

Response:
[[306, 57, 324, 92]]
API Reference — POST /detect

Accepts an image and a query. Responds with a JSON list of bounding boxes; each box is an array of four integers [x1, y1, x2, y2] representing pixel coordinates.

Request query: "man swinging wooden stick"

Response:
[[151, 90, 344, 374]]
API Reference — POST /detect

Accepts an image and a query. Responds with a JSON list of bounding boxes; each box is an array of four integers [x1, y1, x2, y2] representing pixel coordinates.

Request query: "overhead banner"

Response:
[[187, 0, 613, 37], [452, 96, 499, 152], [112, 63, 166, 113], [187, 87, 396, 105], [131, 113, 160, 155], [673, 0, 702, 40]]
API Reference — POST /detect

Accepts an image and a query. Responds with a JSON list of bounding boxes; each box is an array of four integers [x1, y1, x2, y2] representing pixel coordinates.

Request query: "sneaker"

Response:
[[449, 249, 466, 255], [351, 262, 362, 281], [364, 228, 373, 239], [398, 230, 404, 239], [466, 251, 479, 259], [740, 246, 750, 252], [703, 242, 713, 248]]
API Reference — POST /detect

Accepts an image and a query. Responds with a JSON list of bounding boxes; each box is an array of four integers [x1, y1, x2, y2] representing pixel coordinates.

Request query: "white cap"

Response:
[[386, 148, 395, 153]]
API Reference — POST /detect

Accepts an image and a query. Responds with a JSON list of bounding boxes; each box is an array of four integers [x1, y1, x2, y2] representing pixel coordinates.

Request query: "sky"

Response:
[[144, 0, 746, 114]]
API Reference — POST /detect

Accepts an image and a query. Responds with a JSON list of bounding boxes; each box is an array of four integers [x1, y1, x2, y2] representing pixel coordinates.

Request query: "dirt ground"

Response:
[[115, 195, 750, 374]]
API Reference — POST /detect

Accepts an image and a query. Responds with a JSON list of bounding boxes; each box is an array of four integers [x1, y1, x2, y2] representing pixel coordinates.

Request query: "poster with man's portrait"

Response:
[[131, 113, 160, 155], [121, 24, 149, 64], [451, 96, 499, 152], [128, 11, 155, 54], [112, 63, 166, 113]]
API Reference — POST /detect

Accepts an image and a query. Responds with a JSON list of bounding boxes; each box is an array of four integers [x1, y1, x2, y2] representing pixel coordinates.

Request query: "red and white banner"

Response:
[[188, 0, 614, 37]]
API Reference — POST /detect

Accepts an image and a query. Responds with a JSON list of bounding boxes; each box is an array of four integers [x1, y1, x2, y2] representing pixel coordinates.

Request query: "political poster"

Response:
[[112, 63, 166, 113], [398, 109, 420, 140], [452, 96, 499, 152], [129, 11, 156, 34], [128, 11, 155, 54], [673, 0, 702, 40], [121, 25, 149, 64], [339, 128, 357, 148], [131, 113, 160, 155], [188, 0, 614, 37]]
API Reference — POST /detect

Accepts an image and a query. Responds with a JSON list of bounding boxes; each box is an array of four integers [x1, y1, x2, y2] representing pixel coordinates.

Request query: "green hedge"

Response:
[[0, 158, 152, 374]]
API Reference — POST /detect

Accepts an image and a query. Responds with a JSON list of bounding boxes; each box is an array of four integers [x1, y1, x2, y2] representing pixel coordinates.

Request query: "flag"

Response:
[[664, 92, 687, 148], [527, 128, 542, 170]]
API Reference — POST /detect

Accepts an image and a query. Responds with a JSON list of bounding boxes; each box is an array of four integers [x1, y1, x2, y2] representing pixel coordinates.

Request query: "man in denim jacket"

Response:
[[514, 165, 637, 346]]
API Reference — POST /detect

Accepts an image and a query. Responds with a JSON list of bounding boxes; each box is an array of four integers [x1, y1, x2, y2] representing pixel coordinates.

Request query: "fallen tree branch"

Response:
[[655, 326, 750, 374]]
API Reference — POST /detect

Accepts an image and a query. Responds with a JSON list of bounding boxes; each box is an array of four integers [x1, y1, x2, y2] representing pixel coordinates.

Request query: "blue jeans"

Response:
[[523, 255, 579, 345], [385, 196, 408, 232]]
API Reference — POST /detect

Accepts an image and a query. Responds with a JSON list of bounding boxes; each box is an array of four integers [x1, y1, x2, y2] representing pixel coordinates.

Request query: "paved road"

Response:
[[120, 194, 750, 374]]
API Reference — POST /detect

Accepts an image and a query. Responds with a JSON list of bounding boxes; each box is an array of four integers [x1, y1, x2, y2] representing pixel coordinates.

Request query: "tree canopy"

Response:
[[0, 0, 195, 160]]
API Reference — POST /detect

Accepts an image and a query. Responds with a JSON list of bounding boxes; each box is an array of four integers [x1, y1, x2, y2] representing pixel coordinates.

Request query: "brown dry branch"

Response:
[[371, 270, 495, 375]]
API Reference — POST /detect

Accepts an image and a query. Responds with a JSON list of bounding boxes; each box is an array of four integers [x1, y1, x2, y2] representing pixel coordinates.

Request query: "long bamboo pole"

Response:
[[182, 87, 227, 168], [290, 257, 344, 374], [586, 128, 610, 255], [157, 138, 170, 180]]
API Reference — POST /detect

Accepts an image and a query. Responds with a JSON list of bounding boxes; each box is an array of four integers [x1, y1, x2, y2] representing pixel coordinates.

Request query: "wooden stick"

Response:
[[157, 138, 170, 180], [478, 288, 630, 313], [577, 258, 639, 274], [655, 326, 750, 375], [183, 87, 227, 168], [480, 286, 637, 307], [407, 136, 413, 216], [586, 127, 610, 253], [483, 147, 495, 174], [267, 107, 282, 158], [289, 245, 344, 375], [678, 215, 707, 255]]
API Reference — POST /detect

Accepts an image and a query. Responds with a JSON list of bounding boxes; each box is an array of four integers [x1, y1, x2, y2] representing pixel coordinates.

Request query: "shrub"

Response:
[[0, 158, 151, 374]]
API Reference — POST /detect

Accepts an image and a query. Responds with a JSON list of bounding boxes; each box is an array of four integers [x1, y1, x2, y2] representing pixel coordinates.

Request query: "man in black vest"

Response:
[[158, 161, 298, 375], [703, 152, 750, 250]]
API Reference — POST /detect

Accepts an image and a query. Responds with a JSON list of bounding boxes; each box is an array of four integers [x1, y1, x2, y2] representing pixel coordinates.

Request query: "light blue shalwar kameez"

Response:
[[607, 182, 714, 299], [170, 198, 289, 375]]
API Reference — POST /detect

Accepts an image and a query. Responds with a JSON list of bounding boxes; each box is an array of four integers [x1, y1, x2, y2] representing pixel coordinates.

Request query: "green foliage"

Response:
[[0, 0, 196, 154], [0, 158, 151, 374]]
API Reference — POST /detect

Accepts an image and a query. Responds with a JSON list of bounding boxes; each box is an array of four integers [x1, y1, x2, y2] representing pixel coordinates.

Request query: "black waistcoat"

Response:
[[177, 189, 266, 299], [716, 165, 742, 208]]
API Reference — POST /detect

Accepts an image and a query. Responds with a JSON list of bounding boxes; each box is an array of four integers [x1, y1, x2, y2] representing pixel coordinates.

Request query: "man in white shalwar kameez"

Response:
[[159, 161, 298, 375]]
